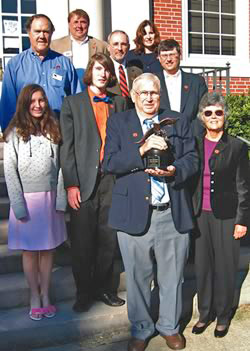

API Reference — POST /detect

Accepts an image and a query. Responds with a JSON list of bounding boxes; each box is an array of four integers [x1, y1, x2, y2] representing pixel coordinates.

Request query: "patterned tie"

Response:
[[119, 65, 129, 97], [93, 96, 112, 103], [143, 118, 165, 202]]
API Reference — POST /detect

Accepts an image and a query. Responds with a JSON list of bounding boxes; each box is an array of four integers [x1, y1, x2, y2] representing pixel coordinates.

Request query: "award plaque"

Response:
[[136, 117, 178, 170]]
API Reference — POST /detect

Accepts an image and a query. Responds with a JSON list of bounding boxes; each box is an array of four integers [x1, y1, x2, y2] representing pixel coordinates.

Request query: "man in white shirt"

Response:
[[107, 30, 142, 108], [156, 39, 207, 135], [51, 9, 108, 90]]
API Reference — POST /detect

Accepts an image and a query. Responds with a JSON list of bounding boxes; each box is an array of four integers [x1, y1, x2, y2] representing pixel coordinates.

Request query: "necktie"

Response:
[[119, 65, 129, 97], [93, 96, 112, 103], [143, 118, 165, 202]]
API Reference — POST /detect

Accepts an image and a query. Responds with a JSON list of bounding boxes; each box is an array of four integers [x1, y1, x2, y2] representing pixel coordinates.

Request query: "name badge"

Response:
[[63, 51, 72, 57], [52, 73, 63, 81]]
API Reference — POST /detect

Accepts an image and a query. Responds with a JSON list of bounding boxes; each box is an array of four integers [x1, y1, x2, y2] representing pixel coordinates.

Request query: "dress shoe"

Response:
[[72, 299, 92, 313], [127, 337, 148, 351], [214, 325, 229, 338], [96, 292, 125, 307], [192, 321, 211, 334], [161, 333, 186, 350]]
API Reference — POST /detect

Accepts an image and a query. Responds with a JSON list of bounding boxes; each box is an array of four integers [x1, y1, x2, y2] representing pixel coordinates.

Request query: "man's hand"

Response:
[[67, 187, 81, 210], [139, 135, 168, 156], [233, 224, 247, 239], [145, 165, 176, 177]]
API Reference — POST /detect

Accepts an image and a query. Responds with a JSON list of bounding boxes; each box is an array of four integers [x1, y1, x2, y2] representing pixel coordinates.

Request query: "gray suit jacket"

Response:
[[50, 35, 108, 60], [60, 89, 127, 202]]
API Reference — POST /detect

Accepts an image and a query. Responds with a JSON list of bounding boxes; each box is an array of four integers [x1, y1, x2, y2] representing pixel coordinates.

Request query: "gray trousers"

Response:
[[118, 208, 189, 340]]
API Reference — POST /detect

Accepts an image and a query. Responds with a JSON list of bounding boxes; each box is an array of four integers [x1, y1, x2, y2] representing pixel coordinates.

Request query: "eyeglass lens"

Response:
[[204, 110, 224, 117]]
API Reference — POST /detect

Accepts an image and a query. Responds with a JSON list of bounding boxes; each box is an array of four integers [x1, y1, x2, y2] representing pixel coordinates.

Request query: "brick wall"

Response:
[[153, 0, 182, 44], [207, 77, 250, 95]]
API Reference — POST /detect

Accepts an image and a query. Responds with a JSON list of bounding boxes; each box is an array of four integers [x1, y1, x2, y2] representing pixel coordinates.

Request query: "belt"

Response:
[[150, 202, 170, 211]]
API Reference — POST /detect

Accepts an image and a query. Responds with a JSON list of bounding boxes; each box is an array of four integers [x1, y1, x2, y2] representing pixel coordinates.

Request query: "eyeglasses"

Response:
[[159, 53, 179, 60], [203, 109, 224, 118], [135, 91, 160, 100]]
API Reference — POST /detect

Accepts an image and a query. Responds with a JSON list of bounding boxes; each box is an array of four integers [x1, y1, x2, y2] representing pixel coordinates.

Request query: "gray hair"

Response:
[[107, 30, 129, 44], [132, 73, 161, 92], [198, 92, 229, 122]]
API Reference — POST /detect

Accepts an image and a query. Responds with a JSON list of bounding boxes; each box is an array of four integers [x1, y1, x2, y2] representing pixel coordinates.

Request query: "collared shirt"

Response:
[[71, 35, 89, 69], [88, 87, 109, 162], [137, 113, 170, 205], [163, 69, 182, 112], [0, 48, 80, 131], [111, 58, 129, 85]]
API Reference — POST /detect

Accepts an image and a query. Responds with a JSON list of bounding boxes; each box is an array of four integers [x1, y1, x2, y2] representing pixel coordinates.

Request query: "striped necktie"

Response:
[[143, 118, 165, 202], [119, 65, 129, 97]]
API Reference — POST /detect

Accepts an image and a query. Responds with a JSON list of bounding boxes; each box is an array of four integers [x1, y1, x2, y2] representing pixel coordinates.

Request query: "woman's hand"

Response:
[[233, 224, 247, 239]]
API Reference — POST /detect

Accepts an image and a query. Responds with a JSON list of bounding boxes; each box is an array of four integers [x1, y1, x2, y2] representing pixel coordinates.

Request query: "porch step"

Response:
[[0, 219, 8, 244], [0, 176, 8, 197], [0, 197, 9, 220]]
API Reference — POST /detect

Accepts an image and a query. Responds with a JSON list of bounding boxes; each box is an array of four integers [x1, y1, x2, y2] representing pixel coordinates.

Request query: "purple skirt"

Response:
[[8, 191, 67, 251]]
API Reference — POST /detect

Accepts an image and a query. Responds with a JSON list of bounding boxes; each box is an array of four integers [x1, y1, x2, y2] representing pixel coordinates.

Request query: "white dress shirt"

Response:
[[163, 69, 182, 112], [137, 113, 170, 205], [71, 35, 89, 69]]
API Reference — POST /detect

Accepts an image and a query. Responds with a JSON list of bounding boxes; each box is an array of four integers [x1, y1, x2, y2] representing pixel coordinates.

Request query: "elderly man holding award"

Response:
[[103, 73, 198, 351]]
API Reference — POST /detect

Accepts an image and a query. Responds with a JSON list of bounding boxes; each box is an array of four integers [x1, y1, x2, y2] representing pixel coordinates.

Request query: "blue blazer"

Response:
[[103, 108, 199, 235]]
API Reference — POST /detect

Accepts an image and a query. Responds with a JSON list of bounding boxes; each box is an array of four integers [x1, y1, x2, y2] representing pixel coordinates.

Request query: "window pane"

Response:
[[222, 0, 235, 14], [222, 15, 235, 34], [189, 12, 202, 32], [21, 16, 31, 34], [188, 0, 202, 11], [22, 36, 30, 51], [3, 36, 19, 54], [205, 0, 219, 12], [204, 35, 219, 54], [21, 0, 36, 14], [205, 14, 219, 33], [189, 34, 203, 53], [2, 0, 17, 13], [2, 16, 18, 35], [222, 36, 235, 55]]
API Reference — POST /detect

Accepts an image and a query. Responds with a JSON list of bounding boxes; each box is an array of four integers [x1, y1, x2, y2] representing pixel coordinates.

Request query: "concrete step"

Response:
[[0, 176, 8, 197], [1, 264, 250, 351], [0, 219, 8, 244], [0, 266, 76, 310], [0, 160, 3, 177], [0, 197, 9, 220], [0, 142, 3, 160], [0, 293, 128, 351], [0, 243, 72, 274]]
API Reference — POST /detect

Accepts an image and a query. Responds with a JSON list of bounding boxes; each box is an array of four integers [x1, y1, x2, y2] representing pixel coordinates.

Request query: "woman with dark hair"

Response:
[[4, 84, 67, 321], [191, 92, 250, 338], [127, 20, 162, 73]]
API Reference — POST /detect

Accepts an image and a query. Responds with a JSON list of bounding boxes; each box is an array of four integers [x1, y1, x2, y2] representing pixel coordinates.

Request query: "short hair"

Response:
[[158, 39, 181, 55], [132, 73, 160, 92], [134, 20, 160, 54], [83, 53, 117, 87], [107, 30, 130, 44], [25, 14, 55, 33], [68, 9, 90, 25], [198, 92, 229, 125]]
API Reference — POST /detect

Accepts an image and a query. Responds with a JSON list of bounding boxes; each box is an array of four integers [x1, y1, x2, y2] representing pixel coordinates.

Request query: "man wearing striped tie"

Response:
[[107, 30, 142, 108], [103, 73, 198, 351]]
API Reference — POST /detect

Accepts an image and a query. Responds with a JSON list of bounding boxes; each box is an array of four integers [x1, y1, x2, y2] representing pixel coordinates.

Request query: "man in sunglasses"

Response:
[[156, 39, 208, 135]]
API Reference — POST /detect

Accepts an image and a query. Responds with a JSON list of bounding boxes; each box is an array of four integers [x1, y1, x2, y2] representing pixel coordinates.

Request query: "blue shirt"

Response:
[[0, 48, 80, 130]]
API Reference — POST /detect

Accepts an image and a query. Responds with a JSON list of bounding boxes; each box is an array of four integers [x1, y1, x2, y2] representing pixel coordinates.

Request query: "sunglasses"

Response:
[[203, 109, 224, 117]]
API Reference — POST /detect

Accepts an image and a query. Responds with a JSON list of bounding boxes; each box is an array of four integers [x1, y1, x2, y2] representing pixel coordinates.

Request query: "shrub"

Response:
[[225, 94, 250, 141]]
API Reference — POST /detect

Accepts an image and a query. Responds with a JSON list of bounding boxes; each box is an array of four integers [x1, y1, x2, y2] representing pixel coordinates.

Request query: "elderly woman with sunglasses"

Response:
[[191, 92, 250, 338]]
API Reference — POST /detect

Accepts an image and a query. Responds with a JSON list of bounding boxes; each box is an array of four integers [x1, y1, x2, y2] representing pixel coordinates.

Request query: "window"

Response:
[[0, 0, 36, 69], [188, 0, 235, 55]]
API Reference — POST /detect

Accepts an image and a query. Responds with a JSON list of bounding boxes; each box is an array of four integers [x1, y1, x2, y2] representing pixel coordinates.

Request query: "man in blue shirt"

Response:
[[0, 14, 80, 131]]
